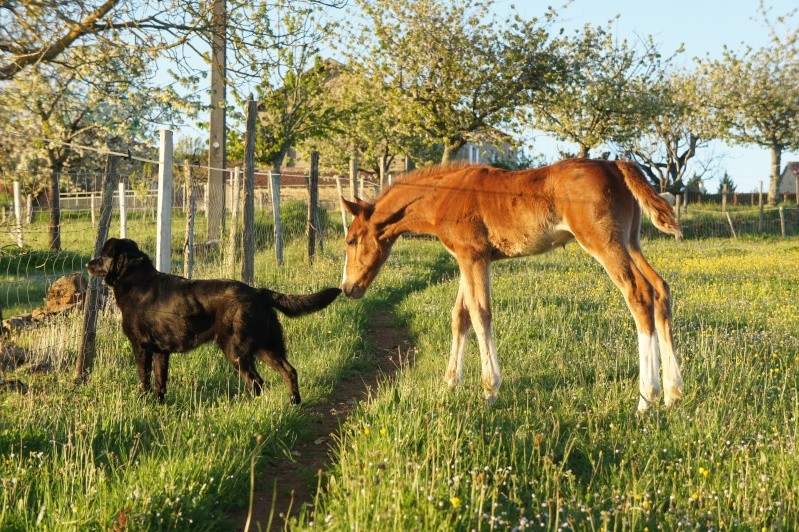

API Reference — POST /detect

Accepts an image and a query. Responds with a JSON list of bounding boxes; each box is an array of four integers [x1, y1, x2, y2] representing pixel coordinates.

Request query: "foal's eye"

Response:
[[346, 238, 357, 247]]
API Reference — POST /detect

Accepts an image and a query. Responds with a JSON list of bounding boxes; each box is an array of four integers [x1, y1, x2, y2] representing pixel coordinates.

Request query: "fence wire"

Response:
[[0, 162, 380, 376], [2, 157, 796, 379]]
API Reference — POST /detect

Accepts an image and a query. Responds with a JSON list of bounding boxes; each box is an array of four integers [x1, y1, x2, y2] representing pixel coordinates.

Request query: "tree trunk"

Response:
[[441, 139, 466, 164], [578, 145, 590, 159], [48, 167, 61, 251], [768, 145, 782, 206]]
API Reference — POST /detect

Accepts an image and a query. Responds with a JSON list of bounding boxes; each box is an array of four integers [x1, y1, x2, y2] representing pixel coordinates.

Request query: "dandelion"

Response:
[[380, 428, 387, 436], [698, 466, 709, 477], [364, 427, 371, 436], [450, 496, 461, 508]]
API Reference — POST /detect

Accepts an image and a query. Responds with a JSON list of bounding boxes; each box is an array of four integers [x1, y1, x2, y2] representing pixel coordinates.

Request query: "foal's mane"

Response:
[[377, 161, 482, 202]]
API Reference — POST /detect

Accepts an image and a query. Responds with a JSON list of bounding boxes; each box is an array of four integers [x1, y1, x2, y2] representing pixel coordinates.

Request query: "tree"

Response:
[[345, 0, 562, 163], [0, 0, 212, 81], [300, 66, 438, 179], [626, 70, 716, 193], [0, 46, 183, 250], [246, 6, 341, 175], [703, 5, 799, 205], [528, 19, 671, 159], [717, 172, 737, 194]]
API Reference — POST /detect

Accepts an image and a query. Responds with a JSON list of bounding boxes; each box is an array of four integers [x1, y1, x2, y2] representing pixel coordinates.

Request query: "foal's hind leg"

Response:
[[629, 245, 683, 406], [445, 275, 471, 389], [583, 243, 662, 412]]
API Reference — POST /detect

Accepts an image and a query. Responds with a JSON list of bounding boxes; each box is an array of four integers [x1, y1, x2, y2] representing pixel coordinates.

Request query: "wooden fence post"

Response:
[[758, 181, 764, 233], [75, 155, 118, 382], [779, 207, 785, 237], [307, 151, 320, 262], [349, 149, 358, 200], [227, 166, 241, 277], [379, 155, 387, 192], [156, 129, 173, 273], [118, 180, 127, 238], [183, 160, 195, 279], [270, 171, 284, 266], [674, 194, 681, 225], [90, 193, 97, 227], [335, 175, 348, 233], [241, 96, 257, 285], [725, 211, 738, 239], [25, 194, 32, 225], [721, 184, 728, 213], [12, 181, 23, 247]]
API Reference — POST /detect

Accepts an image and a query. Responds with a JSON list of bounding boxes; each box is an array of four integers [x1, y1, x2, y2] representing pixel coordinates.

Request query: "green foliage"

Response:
[[717, 172, 737, 194], [345, 0, 562, 163], [528, 19, 672, 159], [701, 6, 799, 204]]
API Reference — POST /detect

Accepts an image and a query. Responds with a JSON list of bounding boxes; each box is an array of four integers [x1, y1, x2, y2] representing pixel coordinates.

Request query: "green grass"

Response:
[[300, 237, 799, 530], [0, 238, 363, 529], [2, 216, 798, 529]]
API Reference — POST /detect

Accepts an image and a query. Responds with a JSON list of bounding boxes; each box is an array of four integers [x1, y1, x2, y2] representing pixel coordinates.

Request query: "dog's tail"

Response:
[[264, 287, 341, 317]]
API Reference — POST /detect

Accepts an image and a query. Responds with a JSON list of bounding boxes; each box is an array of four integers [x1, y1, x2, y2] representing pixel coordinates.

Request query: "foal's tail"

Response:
[[616, 161, 683, 239], [263, 287, 341, 317]]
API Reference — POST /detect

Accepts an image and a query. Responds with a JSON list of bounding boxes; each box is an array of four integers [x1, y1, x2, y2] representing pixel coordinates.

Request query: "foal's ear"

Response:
[[340, 196, 374, 219]]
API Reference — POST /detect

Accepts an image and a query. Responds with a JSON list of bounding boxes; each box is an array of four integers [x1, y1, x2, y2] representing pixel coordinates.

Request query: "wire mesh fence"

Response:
[[0, 156, 383, 380], [2, 149, 797, 384]]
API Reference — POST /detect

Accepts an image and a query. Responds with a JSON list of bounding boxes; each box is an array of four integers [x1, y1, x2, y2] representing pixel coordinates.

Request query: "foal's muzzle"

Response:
[[342, 282, 366, 299]]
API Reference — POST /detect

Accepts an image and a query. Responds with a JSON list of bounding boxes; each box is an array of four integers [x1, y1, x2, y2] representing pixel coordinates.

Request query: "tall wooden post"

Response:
[[721, 184, 728, 213], [307, 151, 320, 262], [75, 155, 118, 382], [156, 129, 174, 273], [349, 148, 358, 200], [118, 180, 127, 238], [12, 181, 23, 247], [208, 0, 227, 242], [183, 160, 196, 279], [241, 96, 256, 284], [758, 181, 764, 233], [270, 170, 283, 266], [227, 166, 241, 278], [336, 176, 348, 233]]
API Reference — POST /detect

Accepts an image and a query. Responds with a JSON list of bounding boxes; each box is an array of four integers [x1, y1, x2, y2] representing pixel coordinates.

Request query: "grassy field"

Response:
[[1, 227, 798, 529], [299, 236, 799, 530]]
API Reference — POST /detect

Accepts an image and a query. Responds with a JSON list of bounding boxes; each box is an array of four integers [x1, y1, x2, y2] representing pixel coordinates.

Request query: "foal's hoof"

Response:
[[664, 385, 683, 407], [484, 392, 499, 407], [290, 393, 301, 405]]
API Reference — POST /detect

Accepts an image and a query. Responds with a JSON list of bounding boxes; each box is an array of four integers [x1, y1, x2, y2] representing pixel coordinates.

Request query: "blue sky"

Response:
[[509, 0, 799, 191]]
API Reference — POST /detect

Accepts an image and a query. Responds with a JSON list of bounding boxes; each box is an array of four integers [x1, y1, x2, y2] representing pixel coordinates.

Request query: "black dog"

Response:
[[87, 238, 340, 404]]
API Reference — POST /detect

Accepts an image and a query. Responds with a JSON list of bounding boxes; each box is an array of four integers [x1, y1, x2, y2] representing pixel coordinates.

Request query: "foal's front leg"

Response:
[[459, 257, 501, 405], [445, 276, 471, 389]]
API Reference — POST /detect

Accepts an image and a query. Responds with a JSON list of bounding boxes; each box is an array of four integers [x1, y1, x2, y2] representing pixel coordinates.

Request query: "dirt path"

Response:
[[231, 310, 415, 531]]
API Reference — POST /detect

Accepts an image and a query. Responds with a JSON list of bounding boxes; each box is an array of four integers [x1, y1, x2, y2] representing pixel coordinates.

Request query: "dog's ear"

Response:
[[104, 239, 148, 285]]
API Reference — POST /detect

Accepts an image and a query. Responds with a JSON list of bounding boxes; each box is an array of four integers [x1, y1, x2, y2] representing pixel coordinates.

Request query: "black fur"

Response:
[[87, 237, 340, 404]]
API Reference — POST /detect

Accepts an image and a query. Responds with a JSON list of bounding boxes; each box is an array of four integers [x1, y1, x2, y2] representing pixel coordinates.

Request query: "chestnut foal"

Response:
[[341, 159, 683, 412]]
